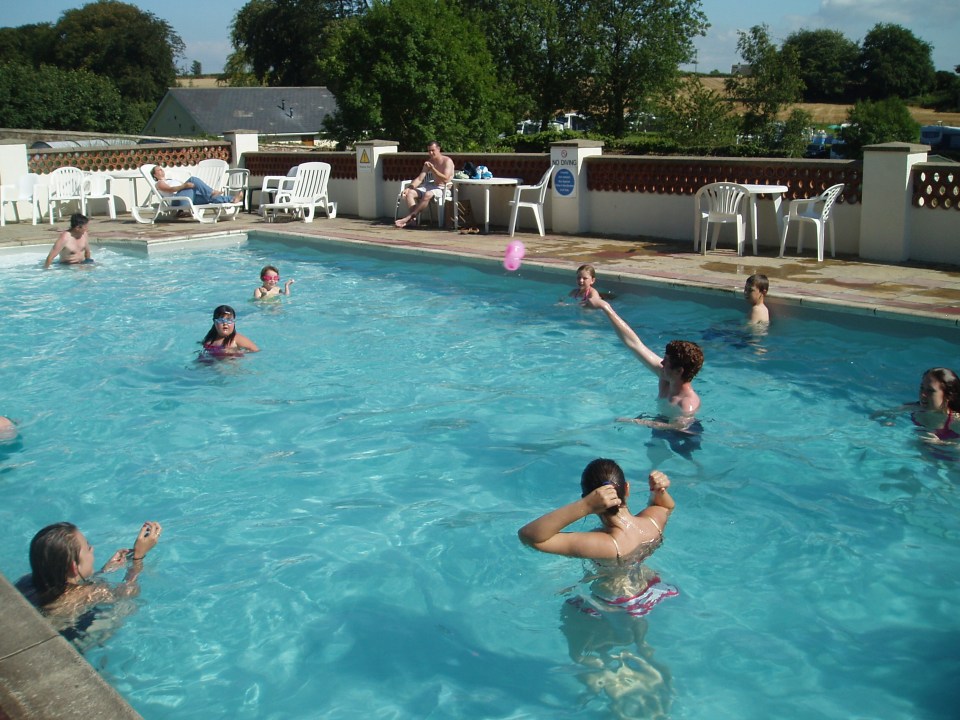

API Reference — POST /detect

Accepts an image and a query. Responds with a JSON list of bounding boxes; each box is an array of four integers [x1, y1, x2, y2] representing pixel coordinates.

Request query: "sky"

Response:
[[4, 0, 958, 76]]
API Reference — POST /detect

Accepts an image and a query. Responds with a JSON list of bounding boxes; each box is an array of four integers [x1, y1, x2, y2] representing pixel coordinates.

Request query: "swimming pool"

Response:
[[1, 233, 958, 719]]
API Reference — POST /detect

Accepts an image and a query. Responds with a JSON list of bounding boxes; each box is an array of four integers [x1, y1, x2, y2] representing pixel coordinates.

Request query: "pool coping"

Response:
[[2, 220, 959, 718], [0, 574, 142, 719]]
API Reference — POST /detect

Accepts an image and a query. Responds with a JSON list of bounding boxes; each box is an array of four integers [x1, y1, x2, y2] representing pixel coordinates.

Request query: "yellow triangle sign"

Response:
[[359, 149, 370, 164]]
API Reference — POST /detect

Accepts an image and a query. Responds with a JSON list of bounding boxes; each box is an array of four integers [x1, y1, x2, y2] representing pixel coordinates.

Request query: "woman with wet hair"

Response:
[[17, 521, 161, 642]]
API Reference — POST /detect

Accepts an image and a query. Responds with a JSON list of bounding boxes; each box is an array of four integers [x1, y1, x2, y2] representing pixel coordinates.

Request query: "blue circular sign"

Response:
[[554, 168, 575, 196]]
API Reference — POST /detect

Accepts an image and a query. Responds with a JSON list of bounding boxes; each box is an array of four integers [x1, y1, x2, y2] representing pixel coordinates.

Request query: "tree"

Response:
[[320, 0, 511, 150], [191, 61, 202, 77], [0, 62, 135, 133], [576, 0, 708, 137], [858, 23, 935, 100], [52, 1, 183, 106], [0, 23, 57, 67], [782, 28, 859, 103], [659, 75, 736, 148], [228, 0, 366, 86], [725, 25, 804, 136], [460, 0, 578, 131], [840, 97, 921, 158]]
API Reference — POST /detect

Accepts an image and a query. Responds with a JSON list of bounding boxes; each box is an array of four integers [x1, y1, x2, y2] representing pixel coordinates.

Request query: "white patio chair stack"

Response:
[[693, 182, 753, 256], [47, 167, 87, 224], [507, 165, 554, 237], [394, 179, 452, 227], [260, 162, 335, 222], [1, 173, 44, 226], [195, 159, 230, 194], [779, 183, 845, 262], [225, 168, 251, 212], [82, 173, 118, 219], [259, 167, 299, 215]]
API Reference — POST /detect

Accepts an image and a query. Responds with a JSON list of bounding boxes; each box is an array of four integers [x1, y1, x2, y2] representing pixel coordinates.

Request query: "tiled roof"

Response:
[[156, 87, 337, 135]]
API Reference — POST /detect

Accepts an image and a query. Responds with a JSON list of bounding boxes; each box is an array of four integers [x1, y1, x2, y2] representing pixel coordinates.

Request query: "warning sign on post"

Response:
[[553, 168, 575, 197]]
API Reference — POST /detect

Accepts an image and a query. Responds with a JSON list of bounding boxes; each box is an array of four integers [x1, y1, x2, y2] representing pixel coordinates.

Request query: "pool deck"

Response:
[[3, 211, 960, 326], [2, 210, 960, 720]]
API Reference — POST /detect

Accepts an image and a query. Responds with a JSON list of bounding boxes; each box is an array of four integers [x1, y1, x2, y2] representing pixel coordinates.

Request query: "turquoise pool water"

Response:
[[1, 234, 958, 719]]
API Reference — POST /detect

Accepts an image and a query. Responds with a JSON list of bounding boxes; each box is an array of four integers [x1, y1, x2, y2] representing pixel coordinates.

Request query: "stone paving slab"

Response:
[[4, 214, 960, 328]]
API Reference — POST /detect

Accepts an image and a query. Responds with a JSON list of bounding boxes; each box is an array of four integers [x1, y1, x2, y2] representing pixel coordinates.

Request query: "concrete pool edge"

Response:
[[0, 574, 142, 720]]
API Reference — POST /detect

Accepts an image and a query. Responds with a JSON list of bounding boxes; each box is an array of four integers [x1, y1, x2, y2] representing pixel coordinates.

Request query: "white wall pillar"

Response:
[[859, 142, 928, 262], [355, 140, 398, 219], [223, 130, 259, 168], [549, 140, 603, 234], [0, 142, 29, 223]]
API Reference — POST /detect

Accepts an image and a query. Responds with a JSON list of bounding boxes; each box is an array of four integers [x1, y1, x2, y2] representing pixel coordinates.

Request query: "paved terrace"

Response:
[[2, 211, 960, 325], [2, 210, 960, 719]]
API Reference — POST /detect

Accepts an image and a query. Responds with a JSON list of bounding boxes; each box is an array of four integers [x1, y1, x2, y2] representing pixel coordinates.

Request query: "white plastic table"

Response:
[[452, 177, 520, 234], [741, 183, 789, 248]]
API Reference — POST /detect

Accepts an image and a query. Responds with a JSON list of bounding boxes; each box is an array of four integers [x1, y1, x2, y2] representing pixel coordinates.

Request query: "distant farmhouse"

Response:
[[143, 87, 337, 143]]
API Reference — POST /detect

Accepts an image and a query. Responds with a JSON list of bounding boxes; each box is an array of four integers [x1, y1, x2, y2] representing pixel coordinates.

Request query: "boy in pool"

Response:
[[44, 213, 92, 269], [585, 295, 703, 429], [254, 265, 294, 299], [744, 273, 770, 325]]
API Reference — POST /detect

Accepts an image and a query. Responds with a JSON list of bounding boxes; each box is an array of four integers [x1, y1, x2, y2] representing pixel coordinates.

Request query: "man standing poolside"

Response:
[[586, 295, 703, 429], [395, 141, 455, 229]]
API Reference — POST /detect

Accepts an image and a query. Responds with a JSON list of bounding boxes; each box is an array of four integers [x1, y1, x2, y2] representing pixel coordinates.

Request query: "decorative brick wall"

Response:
[[913, 164, 960, 210], [243, 152, 357, 179], [585, 157, 862, 204], [382, 154, 551, 186], [28, 142, 232, 175]]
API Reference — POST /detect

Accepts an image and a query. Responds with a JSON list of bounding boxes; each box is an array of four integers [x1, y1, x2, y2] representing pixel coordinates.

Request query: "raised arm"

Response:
[[283, 279, 295, 295], [586, 296, 663, 376], [518, 485, 621, 558], [428, 156, 455, 185], [637, 470, 674, 531]]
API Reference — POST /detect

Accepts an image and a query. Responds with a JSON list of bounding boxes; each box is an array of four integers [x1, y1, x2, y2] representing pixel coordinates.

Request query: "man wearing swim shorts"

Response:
[[395, 141, 454, 229]]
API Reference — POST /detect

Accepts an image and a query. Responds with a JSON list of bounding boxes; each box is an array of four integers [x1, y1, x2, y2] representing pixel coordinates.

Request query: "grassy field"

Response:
[[697, 76, 960, 127], [176, 75, 960, 129]]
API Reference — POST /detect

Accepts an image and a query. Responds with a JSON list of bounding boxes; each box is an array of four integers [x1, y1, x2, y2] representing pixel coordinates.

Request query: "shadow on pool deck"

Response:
[[2, 209, 960, 718]]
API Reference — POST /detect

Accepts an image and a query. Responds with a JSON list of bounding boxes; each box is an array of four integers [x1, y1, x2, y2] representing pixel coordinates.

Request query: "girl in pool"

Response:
[[567, 264, 614, 304], [201, 305, 259, 355], [16, 521, 161, 636], [910, 367, 960, 441], [253, 265, 294, 300], [873, 367, 960, 445], [519, 459, 677, 616]]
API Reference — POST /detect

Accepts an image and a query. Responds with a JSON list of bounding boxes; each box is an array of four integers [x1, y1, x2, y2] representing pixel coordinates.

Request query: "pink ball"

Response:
[[506, 240, 526, 259], [503, 255, 521, 272]]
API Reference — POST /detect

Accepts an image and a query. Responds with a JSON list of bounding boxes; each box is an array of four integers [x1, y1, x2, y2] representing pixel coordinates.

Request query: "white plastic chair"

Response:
[[259, 167, 299, 215], [195, 159, 229, 194], [693, 182, 752, 256], [1, 173, 44, 226], [779, 183, 845, 262], [47, 167, 87, 224], [225, 168, 250, 211], [394, 180, 452, 227], [260, 162, 335, 222], [82, 172, 117, 219], [507, 165, 554, 236]]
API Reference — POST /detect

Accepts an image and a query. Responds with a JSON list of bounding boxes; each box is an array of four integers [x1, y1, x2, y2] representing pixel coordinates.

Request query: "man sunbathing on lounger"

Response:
[[395, 141, 454, 229], [151, 167, 242, 210]]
